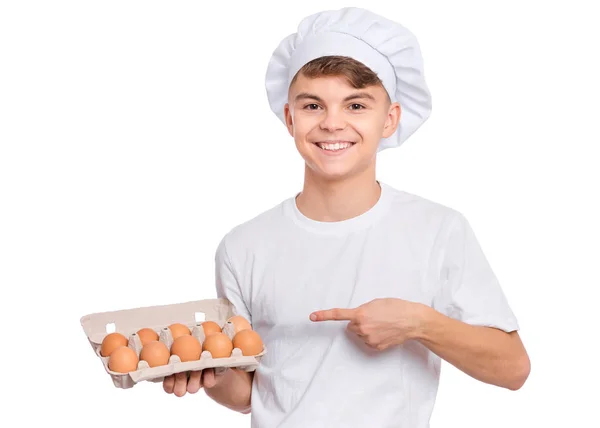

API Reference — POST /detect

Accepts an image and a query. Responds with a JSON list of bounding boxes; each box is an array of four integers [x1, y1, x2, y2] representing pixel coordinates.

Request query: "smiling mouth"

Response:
[[314, 141, 356, 152]]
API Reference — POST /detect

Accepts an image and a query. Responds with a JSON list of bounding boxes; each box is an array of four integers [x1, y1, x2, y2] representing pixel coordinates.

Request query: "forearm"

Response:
[[204, 368, 254, 413], [413, 306, 530, 390]]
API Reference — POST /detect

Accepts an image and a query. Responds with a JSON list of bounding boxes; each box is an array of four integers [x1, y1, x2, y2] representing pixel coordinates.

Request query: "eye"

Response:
[[304, 103, 321, 110], [349, 103, 365, 110]]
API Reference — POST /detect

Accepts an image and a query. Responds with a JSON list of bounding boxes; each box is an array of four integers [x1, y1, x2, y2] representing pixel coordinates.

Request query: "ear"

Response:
[[284, 103, 294, 137], [382, 102, 401, 139]]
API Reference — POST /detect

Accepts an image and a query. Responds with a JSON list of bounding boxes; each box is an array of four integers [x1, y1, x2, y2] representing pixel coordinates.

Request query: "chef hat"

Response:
[[265, 7, 432, 151]]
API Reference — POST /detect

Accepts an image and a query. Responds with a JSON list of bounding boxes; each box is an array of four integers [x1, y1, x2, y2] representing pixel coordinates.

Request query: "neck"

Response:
[[296, 164, 381, 222]]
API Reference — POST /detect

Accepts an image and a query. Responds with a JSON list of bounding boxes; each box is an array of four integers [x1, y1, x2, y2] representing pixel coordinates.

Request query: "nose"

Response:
[[319, 109, 346, 132]]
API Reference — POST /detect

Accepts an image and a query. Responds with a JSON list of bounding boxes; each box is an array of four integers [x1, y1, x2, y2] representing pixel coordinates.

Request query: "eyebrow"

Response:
[[343, 92, 376, 102], [294, 92, 376, 103]]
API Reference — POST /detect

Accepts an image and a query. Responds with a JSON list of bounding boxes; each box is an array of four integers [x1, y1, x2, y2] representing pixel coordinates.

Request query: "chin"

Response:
[[308, 162, 359, 182]]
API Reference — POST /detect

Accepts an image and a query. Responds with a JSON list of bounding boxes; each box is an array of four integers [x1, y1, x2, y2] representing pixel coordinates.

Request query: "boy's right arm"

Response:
[[166, 233, 254, 411], [163, 367, 253, 413]]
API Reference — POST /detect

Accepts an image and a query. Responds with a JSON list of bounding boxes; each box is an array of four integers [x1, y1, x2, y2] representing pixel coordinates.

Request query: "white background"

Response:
[[1, 0, 598, 426]]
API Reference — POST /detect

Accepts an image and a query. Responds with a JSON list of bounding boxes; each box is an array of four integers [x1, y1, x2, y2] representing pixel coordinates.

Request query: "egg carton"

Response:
[[80, 298, 266, 389]]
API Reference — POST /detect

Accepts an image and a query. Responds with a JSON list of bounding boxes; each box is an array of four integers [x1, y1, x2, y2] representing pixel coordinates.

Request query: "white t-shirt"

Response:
[[215, 181, 519, 428]]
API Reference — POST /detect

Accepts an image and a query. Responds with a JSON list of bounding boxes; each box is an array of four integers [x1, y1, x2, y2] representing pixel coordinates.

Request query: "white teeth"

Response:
[[317, 142, 353, 151]]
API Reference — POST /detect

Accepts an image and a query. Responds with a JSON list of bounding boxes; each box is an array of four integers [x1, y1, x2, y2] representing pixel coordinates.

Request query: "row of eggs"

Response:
[[100, 316, 263, 373]]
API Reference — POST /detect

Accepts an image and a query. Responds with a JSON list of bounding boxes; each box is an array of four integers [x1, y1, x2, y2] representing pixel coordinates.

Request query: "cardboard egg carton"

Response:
[[80, 298, 266, 389]]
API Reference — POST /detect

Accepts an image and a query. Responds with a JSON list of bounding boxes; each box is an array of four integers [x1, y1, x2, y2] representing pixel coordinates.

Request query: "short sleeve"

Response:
[[432, 212, 519, 332], [215, 233, 252, 325]]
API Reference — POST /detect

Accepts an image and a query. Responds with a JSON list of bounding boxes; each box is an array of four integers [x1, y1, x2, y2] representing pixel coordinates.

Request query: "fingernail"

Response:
[[310, 313, 317, 321]]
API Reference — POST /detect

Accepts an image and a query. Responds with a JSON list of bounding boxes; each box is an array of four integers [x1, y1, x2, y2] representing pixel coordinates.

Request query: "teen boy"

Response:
[[163, 7, 530, 427]]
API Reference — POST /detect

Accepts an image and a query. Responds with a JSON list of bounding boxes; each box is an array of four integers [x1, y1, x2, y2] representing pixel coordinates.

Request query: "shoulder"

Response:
[[216, 196, 293, 258], [380, 183, 476, 264], [381, 182, 462, 227]]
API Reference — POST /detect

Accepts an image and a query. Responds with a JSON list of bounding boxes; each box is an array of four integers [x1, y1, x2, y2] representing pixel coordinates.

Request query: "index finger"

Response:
[[310, 308, 356, 322]]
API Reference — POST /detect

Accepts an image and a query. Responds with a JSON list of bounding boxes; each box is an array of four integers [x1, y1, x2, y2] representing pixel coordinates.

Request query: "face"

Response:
[[284, 73, 400, 182]]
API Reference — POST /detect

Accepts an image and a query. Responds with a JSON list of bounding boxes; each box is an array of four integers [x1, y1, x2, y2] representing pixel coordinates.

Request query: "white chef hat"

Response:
[[265, 7, 432, 151]]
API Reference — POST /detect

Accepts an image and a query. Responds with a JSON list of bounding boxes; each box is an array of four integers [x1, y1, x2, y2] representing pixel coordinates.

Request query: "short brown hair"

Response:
[[290, 55, 388, 97]]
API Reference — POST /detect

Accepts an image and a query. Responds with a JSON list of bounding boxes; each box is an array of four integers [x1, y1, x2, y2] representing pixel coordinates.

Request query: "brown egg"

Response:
[[227, 315, 252, 334], [100, 332, 128, 357], [136, 328, 159, 345], [233, 329, 264, 356], [140, 341, 170, 367], [108, 346, 139, 373], [168, 323, 191, 340], [170, 335, 202, 362], [201, 321, 222, 336], [202, 332, 233, 358]]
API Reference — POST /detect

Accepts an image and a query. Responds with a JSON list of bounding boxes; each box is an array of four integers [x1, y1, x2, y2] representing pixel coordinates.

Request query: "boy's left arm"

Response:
[[310, 298, 531, 391], [414, 303, 530, 390]]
